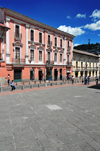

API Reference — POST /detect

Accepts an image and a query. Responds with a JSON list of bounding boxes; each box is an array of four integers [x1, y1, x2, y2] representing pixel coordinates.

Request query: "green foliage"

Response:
[[74, 43, 100, 52]]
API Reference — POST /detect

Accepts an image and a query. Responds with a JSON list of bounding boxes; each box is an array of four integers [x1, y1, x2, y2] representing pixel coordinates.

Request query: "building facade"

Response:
[[0, 7, 75, 82], [73, 49, 99, 78]]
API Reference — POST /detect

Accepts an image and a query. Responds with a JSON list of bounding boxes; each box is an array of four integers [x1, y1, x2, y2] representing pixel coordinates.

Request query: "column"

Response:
[[64, 37, 66, 65], [25, 24, 29, 64], [58, 68, 60, 80], [6, 18, 10, 63], [2, 36, 5, 60], [52, 68, 54, 81], [45, 68, 46, 80]]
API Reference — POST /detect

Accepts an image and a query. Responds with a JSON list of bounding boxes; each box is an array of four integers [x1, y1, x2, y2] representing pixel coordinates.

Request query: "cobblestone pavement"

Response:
[[0, 83, 100, 151]]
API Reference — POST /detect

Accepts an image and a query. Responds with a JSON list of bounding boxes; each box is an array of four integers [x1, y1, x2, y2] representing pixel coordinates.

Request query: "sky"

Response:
[[1, 0, 100, 46]]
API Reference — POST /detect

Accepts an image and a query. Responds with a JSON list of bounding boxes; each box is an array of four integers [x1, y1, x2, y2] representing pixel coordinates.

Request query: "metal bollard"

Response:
[[51, 83, 52, 86], [45, 83, 47, 87], [38, 84, 40, 87], [22, 85, 24, 90], [0, 87, 2, 93], [60, 82, 62, 85], [16, 82, 17, 86], [30, 85, 32, 88], [29, 81, 31, 84]]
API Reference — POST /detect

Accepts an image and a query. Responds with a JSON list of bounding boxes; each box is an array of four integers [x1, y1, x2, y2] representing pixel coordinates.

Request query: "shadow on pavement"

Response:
[[88, 84, 100, 90]]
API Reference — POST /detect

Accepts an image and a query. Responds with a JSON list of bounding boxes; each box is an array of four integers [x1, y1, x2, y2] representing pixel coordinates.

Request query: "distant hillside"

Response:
[[74, 43, 100, 54]]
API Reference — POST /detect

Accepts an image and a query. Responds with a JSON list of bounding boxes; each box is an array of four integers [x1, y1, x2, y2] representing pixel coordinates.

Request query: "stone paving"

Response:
[[0, 83, 100, 151]]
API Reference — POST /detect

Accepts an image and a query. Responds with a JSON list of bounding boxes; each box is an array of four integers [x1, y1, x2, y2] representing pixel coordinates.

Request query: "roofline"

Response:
[[73, 49, 99, 58], [3, 8, 75, 39]]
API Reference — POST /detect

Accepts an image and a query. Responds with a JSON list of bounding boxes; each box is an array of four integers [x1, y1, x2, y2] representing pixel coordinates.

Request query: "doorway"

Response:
[[60, 69, 62, 80], [39, 70, 42, 81], [14, 69, 22, 82], [30, 69, 35, 80], [54, 69, 58, 81], [46, 68, 52, 81]]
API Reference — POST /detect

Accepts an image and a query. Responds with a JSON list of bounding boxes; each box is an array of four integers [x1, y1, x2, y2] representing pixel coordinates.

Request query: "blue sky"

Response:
[[1, 0, 100, 46]]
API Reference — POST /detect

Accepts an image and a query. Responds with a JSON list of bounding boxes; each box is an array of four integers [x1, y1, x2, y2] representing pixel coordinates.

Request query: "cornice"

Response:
[[4, 8, 75, 38]]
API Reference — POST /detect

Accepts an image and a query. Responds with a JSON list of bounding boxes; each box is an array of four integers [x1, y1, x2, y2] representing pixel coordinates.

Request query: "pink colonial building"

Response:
[[0, 7, 75, 82]]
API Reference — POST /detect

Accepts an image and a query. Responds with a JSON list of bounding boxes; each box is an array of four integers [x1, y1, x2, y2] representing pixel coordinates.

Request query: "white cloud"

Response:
[[76, 13, 86, 18], [98, 34, 100, 36], [66, 16, 71, 19], [58, 25, 85, 36], [90, 9, 100, 21], [84, 20, 100, 31], [74, 44, 80, 47]]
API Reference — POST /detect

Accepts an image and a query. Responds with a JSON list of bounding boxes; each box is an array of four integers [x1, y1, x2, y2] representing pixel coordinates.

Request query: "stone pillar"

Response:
[[52, 68, 54, 81], [2, 36, 5, 60], [64, 37, 66, 65], [58, 69, 60, 80], [6, 18, 10, 63], [25, 24, 29, 64], [45, 68, 46, 81], [98, 55, 100, 79]]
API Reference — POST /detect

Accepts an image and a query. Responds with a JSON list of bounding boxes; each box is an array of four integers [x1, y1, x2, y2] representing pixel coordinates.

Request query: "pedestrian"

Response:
[[72, 75, 74, 84], [95, 75, 98, 85], [10, 80, 16, 91], [82, 77, 84, 84], [84, 75, 87, 85], [87, 75, 90, 85], [7, 74, 11, 86]]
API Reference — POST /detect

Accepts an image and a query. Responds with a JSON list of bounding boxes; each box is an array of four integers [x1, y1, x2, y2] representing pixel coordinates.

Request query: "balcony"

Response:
[[12, 58, 25, 67], [14, 32, 22, 41], [66, 61, 72, 67], [46, 60, 54, 67]]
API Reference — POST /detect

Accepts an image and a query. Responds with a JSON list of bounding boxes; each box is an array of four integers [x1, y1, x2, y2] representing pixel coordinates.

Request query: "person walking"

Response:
[[10, 80, 16, 91], [84, 75, 87, 85], [7, 74, 11, 86], [87, 75, 90, 85], [72, 75, 74, 84], [95, 75, 98, 85]]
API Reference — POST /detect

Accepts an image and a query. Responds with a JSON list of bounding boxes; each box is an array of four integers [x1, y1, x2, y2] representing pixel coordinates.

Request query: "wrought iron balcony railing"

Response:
[[12, 58, 25, 64], [14, 32, 22, 41], [66, 61, 72, 66], [46, 60, 54, 65]]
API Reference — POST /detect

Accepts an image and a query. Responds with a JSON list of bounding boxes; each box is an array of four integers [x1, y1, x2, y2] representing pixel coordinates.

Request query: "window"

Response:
[[81, 62, 83, 69], [15, 47, 20, 63], [68, 41, 70, 47], [89, 62, 91, 68], [15, 25, 19, 38], [30, 50, 34, 61], [60, 39, 62, 48], [54, 53, 57, 62], [76, 61, 78, 69], [48, 52, 50, 60], [30, 30, 34, 41], [48, 35, 50, 45], [55, 37, 57, 47], [39, 51, 42, 61], [15, 47, 20, 59], [67, 55, 69, 62], [39, 32, 42, 43], [60, 54, 62, 63]]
